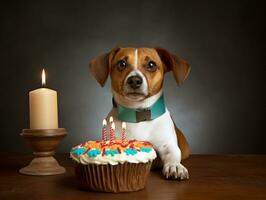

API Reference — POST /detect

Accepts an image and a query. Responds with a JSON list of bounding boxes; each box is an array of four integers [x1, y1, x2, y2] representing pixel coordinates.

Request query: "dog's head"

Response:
[[89, 47, 190, 101]]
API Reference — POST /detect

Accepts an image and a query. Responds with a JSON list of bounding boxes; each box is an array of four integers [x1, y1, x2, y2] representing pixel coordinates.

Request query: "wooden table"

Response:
[[1, 153, 265, 200]]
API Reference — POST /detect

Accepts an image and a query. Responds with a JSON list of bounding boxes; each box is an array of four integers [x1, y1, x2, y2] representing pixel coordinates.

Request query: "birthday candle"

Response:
[[102, 119, 107, 142], [122, 122, 126, 143], [109, 116, 114, 143], [110, 122, 115, 144]]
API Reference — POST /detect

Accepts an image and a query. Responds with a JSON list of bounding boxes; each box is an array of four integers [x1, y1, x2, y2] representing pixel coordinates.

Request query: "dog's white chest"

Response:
[[107, 108, 177, 149]]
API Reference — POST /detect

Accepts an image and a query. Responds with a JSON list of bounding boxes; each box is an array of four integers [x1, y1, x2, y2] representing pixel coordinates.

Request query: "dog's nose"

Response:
[[127, 75, 143, 89]]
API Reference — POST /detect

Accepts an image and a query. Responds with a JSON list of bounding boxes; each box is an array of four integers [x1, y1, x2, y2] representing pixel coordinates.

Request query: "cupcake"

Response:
[[70, 137, 156, 192]]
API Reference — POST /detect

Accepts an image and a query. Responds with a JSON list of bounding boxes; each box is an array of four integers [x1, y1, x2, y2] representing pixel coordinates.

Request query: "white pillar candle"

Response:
[[29, 69, 58, 129]]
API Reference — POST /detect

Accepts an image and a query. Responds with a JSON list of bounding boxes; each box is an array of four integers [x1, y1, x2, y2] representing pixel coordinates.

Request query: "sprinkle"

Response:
[[73, 147, 86, 156], [101, 142, 108, 148], [124, 148, 138, 156], [87, 149, 101, 157], [102, 148, 106, 156], [117, 147, 121, 154], [120, 143, 128, 148], [78, 143, 84, 147], [140, 148, 152, 153], [84, 147, 91, 154], [105, 149, 119, 156]]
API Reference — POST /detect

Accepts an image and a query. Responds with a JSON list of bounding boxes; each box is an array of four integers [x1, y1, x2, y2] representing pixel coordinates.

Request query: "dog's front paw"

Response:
[[163, 163, 189, 180]]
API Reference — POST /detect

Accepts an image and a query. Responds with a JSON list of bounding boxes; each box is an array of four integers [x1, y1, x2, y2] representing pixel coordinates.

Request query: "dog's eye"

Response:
[[116, 59, 127, 71], [146, 61, 157, 72]]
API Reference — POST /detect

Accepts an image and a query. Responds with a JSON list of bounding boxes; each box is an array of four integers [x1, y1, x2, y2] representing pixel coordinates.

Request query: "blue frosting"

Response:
[[124, 148, 138, 155], [87, 149, 101, 157], [72, 147, 86, 156], [140, 148, 152, 153], [71, 144, 154, 158], [105, 149, 119, 156]]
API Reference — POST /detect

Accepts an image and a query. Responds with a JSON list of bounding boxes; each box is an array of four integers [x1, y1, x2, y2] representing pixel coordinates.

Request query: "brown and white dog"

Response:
[[89, 47, 190, 180]]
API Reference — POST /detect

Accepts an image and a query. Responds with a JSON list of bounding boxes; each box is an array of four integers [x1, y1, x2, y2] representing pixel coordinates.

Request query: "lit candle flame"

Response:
[[109, 116, 113, 123], [111, 122, 115, 130], [122, 122, 126, 130], [42, 69, 46, 86], [102, 119, 107, 126]]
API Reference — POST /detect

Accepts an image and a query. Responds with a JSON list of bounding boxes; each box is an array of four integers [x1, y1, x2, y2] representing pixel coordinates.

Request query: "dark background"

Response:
[[0, 0, 264, 154]]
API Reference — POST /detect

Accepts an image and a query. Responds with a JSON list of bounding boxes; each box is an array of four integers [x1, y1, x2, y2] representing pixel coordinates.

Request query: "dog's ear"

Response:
[[89, 47, 120, 87], [155, 48, 191, 86]]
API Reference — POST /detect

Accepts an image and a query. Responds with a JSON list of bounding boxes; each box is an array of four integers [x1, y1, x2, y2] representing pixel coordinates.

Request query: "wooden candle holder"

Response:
[[19, 128, 67, 176]]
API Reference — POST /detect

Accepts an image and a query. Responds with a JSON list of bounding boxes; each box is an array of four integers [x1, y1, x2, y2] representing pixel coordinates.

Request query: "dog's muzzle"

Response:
[[123, 70, 148, 100], [126, 75, 143, 89]]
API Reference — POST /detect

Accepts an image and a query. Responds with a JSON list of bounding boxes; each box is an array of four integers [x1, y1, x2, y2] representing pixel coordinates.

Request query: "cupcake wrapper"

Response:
[[75, 162, 152, 193]]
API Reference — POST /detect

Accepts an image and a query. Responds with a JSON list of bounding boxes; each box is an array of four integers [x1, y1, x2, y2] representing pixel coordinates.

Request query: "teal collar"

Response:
[[113, 95, 166, 123]]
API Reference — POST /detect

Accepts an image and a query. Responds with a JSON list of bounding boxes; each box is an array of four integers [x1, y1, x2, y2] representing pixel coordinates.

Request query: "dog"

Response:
[[89, 47, 190, 180]]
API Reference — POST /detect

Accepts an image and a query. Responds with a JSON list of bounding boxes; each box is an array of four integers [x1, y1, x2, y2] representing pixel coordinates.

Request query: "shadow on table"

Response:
[[56, 171, 152, 199], [0, 157, 33, 175]]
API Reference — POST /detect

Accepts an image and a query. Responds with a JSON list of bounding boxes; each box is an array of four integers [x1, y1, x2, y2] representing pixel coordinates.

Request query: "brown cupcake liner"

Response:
[[75, 161, 152, 193]]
